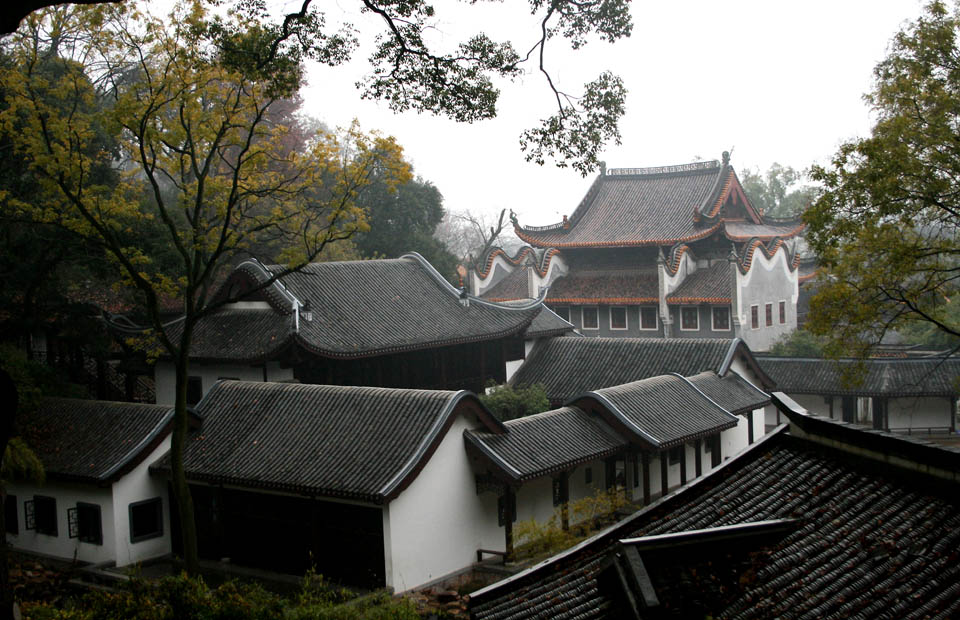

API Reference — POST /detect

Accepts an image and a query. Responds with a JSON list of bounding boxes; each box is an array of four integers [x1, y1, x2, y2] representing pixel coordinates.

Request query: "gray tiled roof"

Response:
[[516, 163, 726, 247], [464, 407, 628, 481], [28, 398, 172, 483], [686, 371, 771, 415], [510, 337, 749, 404], [183, 254, 541, 361], [723, 220, 805, 240], [480, 268, 530, 301], [546, 270, 658, 303], [525, 306, 576, 339], [666, 262, 731, 303], [167, 381, 498, 503], [469, 427, 960, 619], [759, 357, 960, 397], [575, 375, 739, 448]]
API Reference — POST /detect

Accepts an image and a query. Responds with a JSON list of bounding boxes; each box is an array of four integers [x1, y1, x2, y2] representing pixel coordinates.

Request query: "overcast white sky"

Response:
[[299, 1, 925, 227]]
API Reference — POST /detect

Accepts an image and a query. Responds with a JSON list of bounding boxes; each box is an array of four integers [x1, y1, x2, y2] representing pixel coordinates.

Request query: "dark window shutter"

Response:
[[24, 500, 35, 531], [68, 508, 78, 538]]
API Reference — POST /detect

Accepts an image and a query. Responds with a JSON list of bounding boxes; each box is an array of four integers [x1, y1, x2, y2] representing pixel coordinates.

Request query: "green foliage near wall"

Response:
[[479, 383, 551, 422]]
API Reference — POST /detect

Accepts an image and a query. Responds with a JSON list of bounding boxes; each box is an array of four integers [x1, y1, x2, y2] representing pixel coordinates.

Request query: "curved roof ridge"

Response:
[[695, 164, 733, 220], [735, 238, 798, 274], [474, 245, 537, 278], [664, 243, 693, 276], [669, 372, 740, 422]]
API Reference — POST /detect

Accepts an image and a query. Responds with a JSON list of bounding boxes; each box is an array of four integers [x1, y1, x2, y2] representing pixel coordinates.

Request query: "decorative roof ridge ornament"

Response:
[[607, 160, 720, 177]]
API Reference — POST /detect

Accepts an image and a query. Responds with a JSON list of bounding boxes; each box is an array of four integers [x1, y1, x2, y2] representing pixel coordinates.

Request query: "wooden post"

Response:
[[747, 411, 754, 444], [951, 397, 957, 434], [694, 439, 702, 477], [642, 452, 651, 506], [659, 452, 668, 498], [679, 444, 687, 485]]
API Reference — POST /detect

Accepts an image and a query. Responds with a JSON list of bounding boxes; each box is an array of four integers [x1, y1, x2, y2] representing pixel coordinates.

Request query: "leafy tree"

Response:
[[353, 172, 460, 280], [806, 0, 960, 358], [740, 163, 816, 219], [0, 3, 409, 575], [479, 382, 550, 422], [4, 0, 632, 175], [768, 329, 826, 358]]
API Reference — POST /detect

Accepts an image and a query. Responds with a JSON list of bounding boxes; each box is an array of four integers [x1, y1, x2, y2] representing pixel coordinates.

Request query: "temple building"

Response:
[[472, 153, 805, 351]]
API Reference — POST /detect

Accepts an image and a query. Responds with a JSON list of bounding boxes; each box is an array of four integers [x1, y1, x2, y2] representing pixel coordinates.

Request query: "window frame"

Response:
[[679, 306, 699, 331], [711, 306, 731, 331], [69, 502, 103, 545], [765, 302, 773, 327], [668, 446, 682, 465], [639, 306, 658, 331], [27, 495, 57, 537], [609, 306, 628, 331], [129, 498, 164, 543], [778, 300, 787, 324], [581, 306, 600, 331], [750, 304, 760, 329]]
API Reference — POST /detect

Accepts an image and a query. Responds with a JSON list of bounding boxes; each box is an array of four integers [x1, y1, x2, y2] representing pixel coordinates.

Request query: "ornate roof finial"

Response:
[[728, 242, 739, 262], [562, 215, 570, 229], [722, 151, 730, 167], [509, 209, 519, 228], [599, 160, 607, 176]]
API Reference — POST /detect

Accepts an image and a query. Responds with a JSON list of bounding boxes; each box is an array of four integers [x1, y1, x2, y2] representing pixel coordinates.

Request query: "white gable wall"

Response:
[[383, 413, 500, 592], [155, 361, 293, 406], [6, 482, 114, 564], [111, 437, 173, 566]]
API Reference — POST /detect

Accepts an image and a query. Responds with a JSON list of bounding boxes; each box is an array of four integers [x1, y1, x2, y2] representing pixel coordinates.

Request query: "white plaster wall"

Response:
[[111, 438, 173, 566], [648, 456, 663, 498], [155, 361, 293, 405], [751, 408, 765, 441], [567, 459, 605, 503], [661, 252, 696, 297], [6, 482, 115, 564], [735, 249, 798, 352], [515, 477, 555, 526], [721, 416, 749, 460], [887, 397, 954, 430], [383, 414, 500, 592], [787, 393, 831, 417], [505, 359, 524, 383]]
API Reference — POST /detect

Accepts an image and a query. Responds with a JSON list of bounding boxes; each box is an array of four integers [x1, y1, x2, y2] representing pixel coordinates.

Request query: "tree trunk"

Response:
[[171, 350, 199, 574]]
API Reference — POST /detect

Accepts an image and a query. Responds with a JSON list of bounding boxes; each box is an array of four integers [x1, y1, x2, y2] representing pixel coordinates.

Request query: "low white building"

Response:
[[758, 356, 960, 434], [7, 399, 174, 567]]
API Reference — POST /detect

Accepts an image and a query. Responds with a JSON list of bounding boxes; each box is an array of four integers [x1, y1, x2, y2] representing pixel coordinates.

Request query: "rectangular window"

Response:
[[639, 307, 658, 330], [5, 495, 16, 535], [712, 306, 731, 331], [609, 306, 627, 330], [680, 307, 699, 331], [765, 302, 773, 327], [668, 446, 682, 465], [751, 305, 759, 329], [27, 496, 57, 536], [779, 300, 786, 324], [585, 467, 593, 484], [186, 376, 203, 406], [582, 306, 599, 330], [69, 503, 102, 545], [129, 498, 164, 543], [552, 306, 570, 322]]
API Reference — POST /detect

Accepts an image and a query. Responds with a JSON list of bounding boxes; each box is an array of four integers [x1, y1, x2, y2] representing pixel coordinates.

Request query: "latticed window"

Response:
[[765, 303, 773, 327], [25, 496, 57, 536], [680, 307, 698, 330], [610, 307, 627, 330], [68, 502, 102, 545], [582, 306, 599, 330], [129, 498, 164, 543], [712, 306, 730, 331], [640, 307, 658, 330]]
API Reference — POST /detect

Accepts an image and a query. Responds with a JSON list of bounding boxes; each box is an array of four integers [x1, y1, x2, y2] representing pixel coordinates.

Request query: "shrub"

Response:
[[479, 382, 550, 421]]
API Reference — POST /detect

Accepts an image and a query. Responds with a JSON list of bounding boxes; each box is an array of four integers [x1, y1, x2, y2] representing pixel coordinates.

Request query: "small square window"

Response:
[[5, 495, 17, 535], [129, 498, 163, 543], [712, 307, 730, 331], [779, 300, 786, 324], [765, 303, 773, 327], [639, 307, 658, 330], [552, 306, 570, 322], [69, 503, 102, 545], [668, 446, 682, 465], [27, 496, 57, 536], [751, 305, 759, 329], [680, 307, 699, 331], [582, 307, 599, 330], [610, 307, 627, 330]]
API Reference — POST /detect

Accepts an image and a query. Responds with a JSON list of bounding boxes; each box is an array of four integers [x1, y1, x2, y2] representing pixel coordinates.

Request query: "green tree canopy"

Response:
[[806, 0, 960, 358], [740, 163, 815, 220], [479, 382, 550, 422]]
